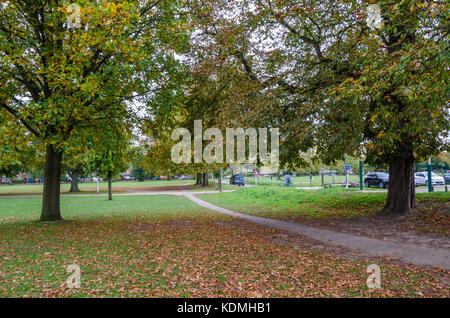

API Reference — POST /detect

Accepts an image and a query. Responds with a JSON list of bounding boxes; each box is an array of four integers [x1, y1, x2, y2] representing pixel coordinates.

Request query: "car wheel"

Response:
[[379, 182, 384, 189], [365, 181, 369, 188]]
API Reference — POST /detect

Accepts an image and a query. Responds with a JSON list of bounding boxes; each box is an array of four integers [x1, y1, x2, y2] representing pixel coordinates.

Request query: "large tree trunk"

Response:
[[68, 170, 80, 192], [379, 156, 415, 216], [40, 145, 63, 221], [107, 170, 112, 200], [195, 173, 202, 185], [202, 172, 209, 186]]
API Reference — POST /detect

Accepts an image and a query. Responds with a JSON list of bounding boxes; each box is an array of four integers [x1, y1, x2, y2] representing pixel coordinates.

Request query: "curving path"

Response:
[[185, 194, 450, 270]]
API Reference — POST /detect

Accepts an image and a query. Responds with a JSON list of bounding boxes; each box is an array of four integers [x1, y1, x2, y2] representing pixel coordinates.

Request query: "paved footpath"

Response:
[[185, 194, 450, 270]]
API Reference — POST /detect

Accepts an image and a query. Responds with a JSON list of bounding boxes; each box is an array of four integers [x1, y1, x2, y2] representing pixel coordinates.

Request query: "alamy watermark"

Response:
[[66, 263, 81, 289], [366, 4, 383, 29], [67, 3, 81, 29], [366, 264, 381, 289], [171, 120, 279, 171]]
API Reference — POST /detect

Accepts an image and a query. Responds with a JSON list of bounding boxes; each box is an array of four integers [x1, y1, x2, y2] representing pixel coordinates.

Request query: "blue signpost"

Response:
[[345, 165, 350, 188]]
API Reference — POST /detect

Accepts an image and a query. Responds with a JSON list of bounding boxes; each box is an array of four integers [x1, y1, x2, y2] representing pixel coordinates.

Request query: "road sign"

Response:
[[345, 166, 350, 189]]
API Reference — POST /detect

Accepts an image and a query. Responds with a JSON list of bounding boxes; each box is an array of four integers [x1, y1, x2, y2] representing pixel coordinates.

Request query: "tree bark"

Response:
[[108, 170, 112, 200], [202, 172, 209, 186], [195, 173, 202, 185], [68, 170, 80, 192], [379, 157, 415, 216], [40, 145, 63, 221]]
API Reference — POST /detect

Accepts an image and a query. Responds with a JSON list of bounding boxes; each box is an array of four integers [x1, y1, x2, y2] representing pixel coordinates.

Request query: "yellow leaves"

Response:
[[376, 131, 384, 139], [416, 3, 426, 9]]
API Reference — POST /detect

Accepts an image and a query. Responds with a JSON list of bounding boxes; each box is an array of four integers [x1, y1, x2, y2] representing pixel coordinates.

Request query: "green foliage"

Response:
[[0, 0, 189, 171], [189, 0, 449, 169], [87, 124, 134, 179], [131, 167, 151, 181]]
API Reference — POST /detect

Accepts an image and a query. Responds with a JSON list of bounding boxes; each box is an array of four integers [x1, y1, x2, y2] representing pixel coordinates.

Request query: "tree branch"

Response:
[[0, 102, 41, 138]]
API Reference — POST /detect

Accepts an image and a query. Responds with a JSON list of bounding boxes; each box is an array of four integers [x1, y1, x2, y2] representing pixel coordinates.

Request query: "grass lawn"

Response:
[[198, 187, 386, 219], [198, 187, 450, 219], [0, 194, 448, 297], [0, 179, 197, 194], [0, 180, 238, 196]]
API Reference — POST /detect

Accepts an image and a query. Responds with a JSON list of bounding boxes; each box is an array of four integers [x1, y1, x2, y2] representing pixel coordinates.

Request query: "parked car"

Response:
[[230, 174, 245, 186], [178, 175, 191, 180], [430, 172, 445, 185], [414, 172, 445, 186], [364, 172, 389, 188], [414, 173, 427, 186], [444, 173, 450, 184]]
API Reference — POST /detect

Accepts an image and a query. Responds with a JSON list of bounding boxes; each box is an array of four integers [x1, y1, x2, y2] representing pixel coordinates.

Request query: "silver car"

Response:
[[414, 173, 427, 186], [414, 172, 445, 186]]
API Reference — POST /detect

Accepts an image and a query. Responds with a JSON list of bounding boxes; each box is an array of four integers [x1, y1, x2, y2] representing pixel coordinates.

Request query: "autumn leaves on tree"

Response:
[[179, 0, 448, 215], [0, 1, 189, 220]]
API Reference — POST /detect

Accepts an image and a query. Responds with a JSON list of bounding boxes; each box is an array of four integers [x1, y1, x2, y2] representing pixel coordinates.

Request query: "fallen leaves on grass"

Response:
[[0, 213, 448, 298]]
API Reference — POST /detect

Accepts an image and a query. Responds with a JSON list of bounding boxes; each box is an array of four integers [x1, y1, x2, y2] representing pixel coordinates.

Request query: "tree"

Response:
[[131, 167, 148, 182], [88, 122, 133, 200], [311, 0, 448, 214], [90, 116, 134, 200], [130, 146, 152, 181], [89, 148, 129, 200], [431, 152, 450, 171], [143, 1, 256, 184], [0, 1, 189, 220], [63, 149, 89, 193], [199, 0, 448, 215]]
